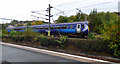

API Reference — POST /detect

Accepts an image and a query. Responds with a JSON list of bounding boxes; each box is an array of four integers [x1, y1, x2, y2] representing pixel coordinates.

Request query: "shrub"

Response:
[[55, 36, 67, 48], [88, 32, 96, 39], [9, 30, 18, 36], [100, 19, 120, 57], [2, 29, 8, 35], [67, 39, 111, 53], [2, 35, 112, 56], [1, 34, 6, 38], [37, 35, 50, 46], [23, 28, 39, 37]]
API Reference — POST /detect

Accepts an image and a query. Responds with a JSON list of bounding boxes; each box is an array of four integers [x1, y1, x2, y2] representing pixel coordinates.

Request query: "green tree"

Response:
[[27, 22, 31, 26], [74, 13, 81, 21], [56, 16, 68, 23], [80, 13, 86, 21], [89, 9, 99, 32], [74, 13, 87, 21], [2, 24, 8, 29], [89, 9, 118, 34], [100, 19, 120, 56], [67, 15, 74, 22], [105, 12, 111, 21], [2, 24, 8, 36], [11, 20, 18, 26]]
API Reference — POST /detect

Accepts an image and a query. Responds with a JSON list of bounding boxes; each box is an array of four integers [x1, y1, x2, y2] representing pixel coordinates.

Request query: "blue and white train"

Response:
[[6, 21, 88, 37]]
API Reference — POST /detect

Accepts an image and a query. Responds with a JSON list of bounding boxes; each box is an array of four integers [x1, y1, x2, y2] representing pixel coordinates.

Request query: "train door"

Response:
[[77, 24, 81, 33]]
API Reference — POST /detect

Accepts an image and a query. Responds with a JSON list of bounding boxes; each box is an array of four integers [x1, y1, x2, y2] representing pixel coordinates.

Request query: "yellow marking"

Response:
[[48, 31, 50, 37]]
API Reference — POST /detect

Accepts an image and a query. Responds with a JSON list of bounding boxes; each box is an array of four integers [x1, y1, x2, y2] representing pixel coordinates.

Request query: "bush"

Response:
[[1, 34, 6, 38], [23, 27, 39, 37], [2, 29, 8, 35], [9, 30, 18, 36], [37, 35, 50, 46], [2, 35, 113, 56], [88, 32, 96, 39], [55, 36, 67, 47], [67, 39, 111, 53], [100, 19, 120, 57]]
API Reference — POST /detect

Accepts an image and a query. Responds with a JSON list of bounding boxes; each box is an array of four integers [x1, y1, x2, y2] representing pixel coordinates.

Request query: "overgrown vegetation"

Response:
[[56, 9, 119, 57], [55, 36, 67, 47], [23, 27, 39, 37], [88, 10, 119, 56], [100, 20, 120, 56], [1, 9, 120, 57], [2, 35, 112, 56]]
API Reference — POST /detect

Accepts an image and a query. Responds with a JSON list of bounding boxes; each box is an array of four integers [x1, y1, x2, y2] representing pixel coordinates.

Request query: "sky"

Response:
[[0, 0, 119, 24]]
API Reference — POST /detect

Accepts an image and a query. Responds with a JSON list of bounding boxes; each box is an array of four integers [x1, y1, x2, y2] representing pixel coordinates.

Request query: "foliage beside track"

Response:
[[56, 10, 120, 57], [88, 10, 119, 57], [2, 32, 114, 58], [100, 19, 120, 56]]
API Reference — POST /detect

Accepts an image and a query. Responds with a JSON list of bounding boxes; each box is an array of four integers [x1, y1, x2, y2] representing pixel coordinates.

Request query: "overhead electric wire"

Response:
[[31, 15, 47, 20], [53, 7, 64, 12], [64, 0, 118, 12], [52, 0, 89, 13], [0, 18, 14, 20], [50, 0, 118, 20], [52, 7, 67, 16], [53, 0, 90, 7], [52, 11, 65, 16], [79, 0, 118, 9], [51, 0, 90, 16], [54, 1, 77, 7], [31, 10, 46, 13], [12, 0, 118, 23], [31, 12, 47, 16]]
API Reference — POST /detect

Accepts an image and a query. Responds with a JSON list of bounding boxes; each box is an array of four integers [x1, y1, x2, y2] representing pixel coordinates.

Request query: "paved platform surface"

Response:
[[0, 43, 112, 64], [2, 44, 90, 64]]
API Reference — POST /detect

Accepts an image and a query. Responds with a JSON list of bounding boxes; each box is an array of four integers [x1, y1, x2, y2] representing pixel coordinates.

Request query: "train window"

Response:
[[20, 28, 22, 30], [36, 27, 40, 29], [70, 25, 73, 29], [31, 27, 34, 29], [44, 27, 48, 29], [11, 29, 14, 31], [14, 28, 22, 30], [14, 29, 17, 30], [82, 24, 84, 28], [55, 26, 60, 29], [40, 27, 43, 29], [61, 25, 68, 29], [50, 27, 54, 29]]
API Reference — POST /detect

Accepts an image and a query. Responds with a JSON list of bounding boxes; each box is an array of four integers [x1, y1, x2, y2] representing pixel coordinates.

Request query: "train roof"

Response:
[[6, 21, 88, 29]]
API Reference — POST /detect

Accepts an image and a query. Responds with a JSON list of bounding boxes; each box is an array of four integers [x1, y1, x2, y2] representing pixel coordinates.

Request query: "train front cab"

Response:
[[76, 23, 88, 37]]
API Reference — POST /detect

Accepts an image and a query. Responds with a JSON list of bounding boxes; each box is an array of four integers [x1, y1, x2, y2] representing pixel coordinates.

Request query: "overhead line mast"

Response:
[[46, 4, 53, 37]]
